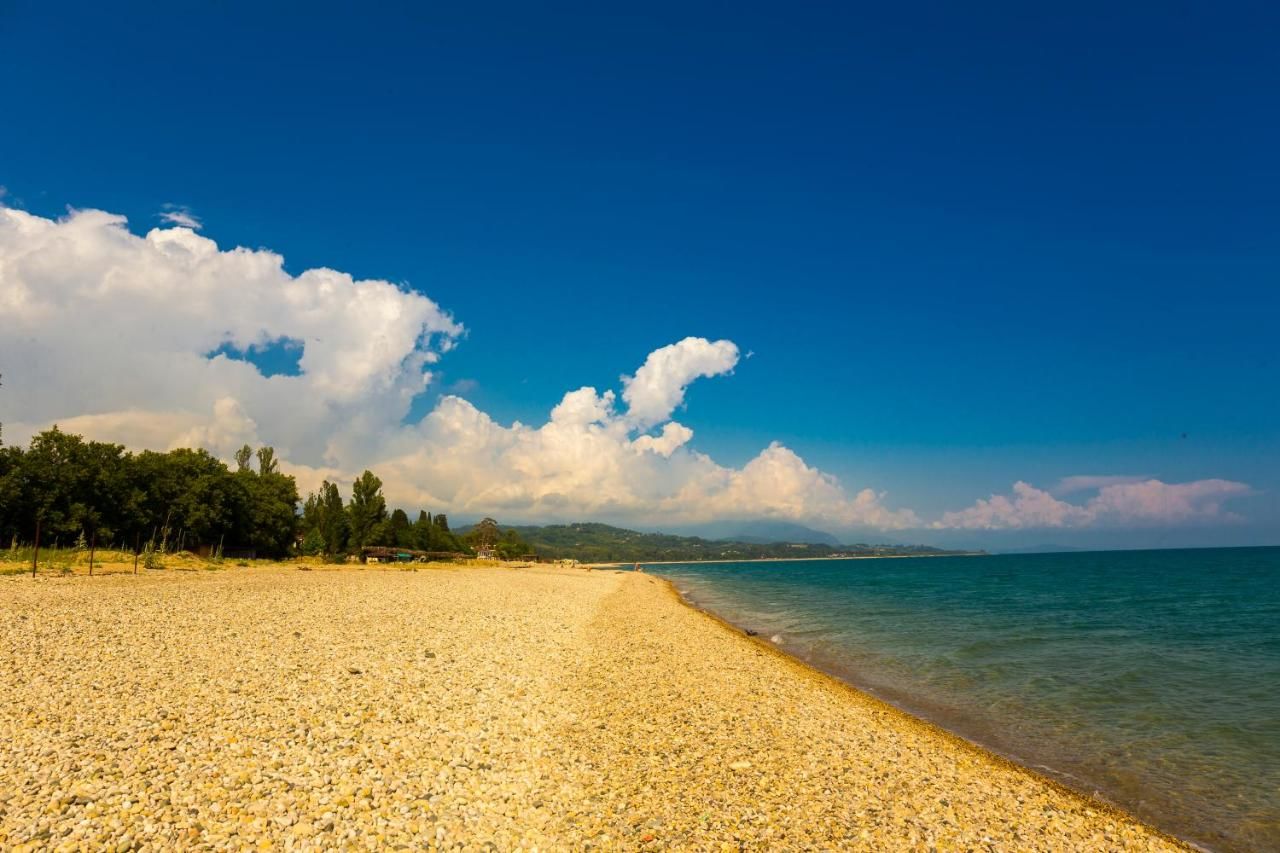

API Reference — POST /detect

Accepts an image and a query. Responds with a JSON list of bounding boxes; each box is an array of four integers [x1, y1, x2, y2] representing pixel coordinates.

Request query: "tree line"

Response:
[[0, 428, 300, 557], [298, 470, 466, 557], [0, 426, 519, 561]]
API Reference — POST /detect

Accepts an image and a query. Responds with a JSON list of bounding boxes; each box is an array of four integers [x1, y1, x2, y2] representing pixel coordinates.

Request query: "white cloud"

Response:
[[936, 478, 1253, 530], [632, 422, 694, 457], [0, 206, 461, 466], [0, 205, 914, 531], [370, 383, 919, 529], [158, 204, 202, 229], [1085, 478, 1253, 524], [665, 442, 920, 529], [934, 482, 1091, 529], [621, 337, 739, 429], [1, 204, 1254, 535]]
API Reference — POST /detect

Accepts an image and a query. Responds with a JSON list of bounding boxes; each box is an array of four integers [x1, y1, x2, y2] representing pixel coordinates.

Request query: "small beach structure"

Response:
[[360, 546, 465, 564]]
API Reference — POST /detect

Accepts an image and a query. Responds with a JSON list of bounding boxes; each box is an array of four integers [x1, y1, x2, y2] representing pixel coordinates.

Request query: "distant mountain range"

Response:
[[679, 519, 841, 546], [496, 521, 976, 563]]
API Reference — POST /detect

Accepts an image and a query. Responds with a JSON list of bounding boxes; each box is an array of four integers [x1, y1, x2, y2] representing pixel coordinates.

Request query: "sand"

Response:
[[0, 564, 1186, 851]]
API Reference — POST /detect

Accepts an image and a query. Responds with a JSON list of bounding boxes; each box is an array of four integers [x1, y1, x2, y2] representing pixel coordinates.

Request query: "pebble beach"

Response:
[[0, 564, 1188, 851]]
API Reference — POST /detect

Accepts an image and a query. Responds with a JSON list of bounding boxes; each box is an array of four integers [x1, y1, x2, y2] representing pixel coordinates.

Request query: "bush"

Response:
[[142, 541, 163, 570]]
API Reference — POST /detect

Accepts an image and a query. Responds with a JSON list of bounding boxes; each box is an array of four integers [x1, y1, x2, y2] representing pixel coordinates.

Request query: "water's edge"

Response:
[[647, 572, 1202, 852]]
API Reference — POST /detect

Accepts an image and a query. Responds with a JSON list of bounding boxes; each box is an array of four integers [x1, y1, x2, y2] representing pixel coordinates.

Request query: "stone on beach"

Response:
[[0, 565, 1186, 851]]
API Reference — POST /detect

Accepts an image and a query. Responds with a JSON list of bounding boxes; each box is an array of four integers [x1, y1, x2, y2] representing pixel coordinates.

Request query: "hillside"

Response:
[[497, 522, 971, 563], [676, 519, 841, 545]]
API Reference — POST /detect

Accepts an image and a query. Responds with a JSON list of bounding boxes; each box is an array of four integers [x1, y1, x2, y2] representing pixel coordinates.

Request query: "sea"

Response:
[[646, 547, 1280, 852]]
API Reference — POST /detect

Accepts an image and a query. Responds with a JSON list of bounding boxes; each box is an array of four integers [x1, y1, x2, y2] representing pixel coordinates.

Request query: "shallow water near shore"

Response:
[[648, 547, 1280, 852]]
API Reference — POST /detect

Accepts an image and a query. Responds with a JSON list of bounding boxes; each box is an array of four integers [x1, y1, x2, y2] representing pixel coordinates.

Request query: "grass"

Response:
[[0, 545, 220, 576], [0, 546, 492, 577]]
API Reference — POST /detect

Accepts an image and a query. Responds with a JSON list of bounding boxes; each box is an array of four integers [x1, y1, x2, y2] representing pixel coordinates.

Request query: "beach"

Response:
[[0, 564, 1185, 851]]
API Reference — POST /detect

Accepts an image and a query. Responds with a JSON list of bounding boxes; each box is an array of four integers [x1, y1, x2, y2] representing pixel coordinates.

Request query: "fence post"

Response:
[[134, 532, 140, 574], [32, 518, 40, 578], [89, 528, 96, 576]]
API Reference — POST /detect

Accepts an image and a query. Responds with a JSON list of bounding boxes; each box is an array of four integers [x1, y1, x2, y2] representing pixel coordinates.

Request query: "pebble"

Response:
[[0, 565, 1186, 851]]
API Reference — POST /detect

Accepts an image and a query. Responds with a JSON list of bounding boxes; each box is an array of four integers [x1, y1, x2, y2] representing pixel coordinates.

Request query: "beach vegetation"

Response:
[[346, 470, 388, 552], [0, 426, 959, 570], [0, 428, 300, 560]]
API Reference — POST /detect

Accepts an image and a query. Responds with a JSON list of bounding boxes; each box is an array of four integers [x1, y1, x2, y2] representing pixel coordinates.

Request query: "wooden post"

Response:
[[88, 528, 96, 576], [133, 532, 140, 574], [32, 518, 40, 578]]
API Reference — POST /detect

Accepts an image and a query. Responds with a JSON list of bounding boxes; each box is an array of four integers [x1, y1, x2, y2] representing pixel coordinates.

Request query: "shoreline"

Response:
[[0, 564, 1192, 850], [651, 571, 1196, 851], [593, 551, 985, 567]]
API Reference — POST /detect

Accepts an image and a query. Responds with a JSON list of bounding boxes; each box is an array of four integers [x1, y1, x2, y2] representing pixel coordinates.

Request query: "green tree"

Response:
[[235, 466, 299, 557], [171, 450, 240, 546], [412, 511, 435, 551], [320, 481, 349, 556], [14, 428, 129, 547], [388, 508, 413, 548], [0, 444, 22, 543], [234, 444, 253, 473], [346, 470, 387, 553], [474, 517, 500, 553], [495, 527, 529, 560], [256, 446, 278, 476], [301, 480, 348, 557], [299, 526, 324, 556], [75, 439, 130, 544], [22, 427, 86, 542]]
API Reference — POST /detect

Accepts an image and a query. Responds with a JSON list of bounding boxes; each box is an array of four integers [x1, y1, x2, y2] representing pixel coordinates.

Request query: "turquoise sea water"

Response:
[[647, 548, 1280, 852]]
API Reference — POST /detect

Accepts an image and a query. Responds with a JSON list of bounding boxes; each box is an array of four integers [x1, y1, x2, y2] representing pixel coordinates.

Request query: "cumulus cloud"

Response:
[[631, 422, 694, 457], [0, 206, 461, 466], [621, 337, 739, 429], [365, 346, 919, 529], [1085, 478, 1253, 524], [664, 442, 920, 529], [0, 205, 917, 531], [936, 478, 1253, 530], [1, 204, 1254, 534]]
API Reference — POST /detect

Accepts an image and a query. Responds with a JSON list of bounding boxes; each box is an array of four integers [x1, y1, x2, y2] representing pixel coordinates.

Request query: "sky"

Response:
[[1, 1, 1278, 549]]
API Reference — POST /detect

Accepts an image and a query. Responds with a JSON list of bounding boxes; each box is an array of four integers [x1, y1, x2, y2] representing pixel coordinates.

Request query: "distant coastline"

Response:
[[501, 521, 978, 564], [598, 551, 986, 567]]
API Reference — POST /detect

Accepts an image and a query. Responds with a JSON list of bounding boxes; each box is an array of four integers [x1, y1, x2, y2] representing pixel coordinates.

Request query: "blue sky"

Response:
[[2, 2, 1277, 547]]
